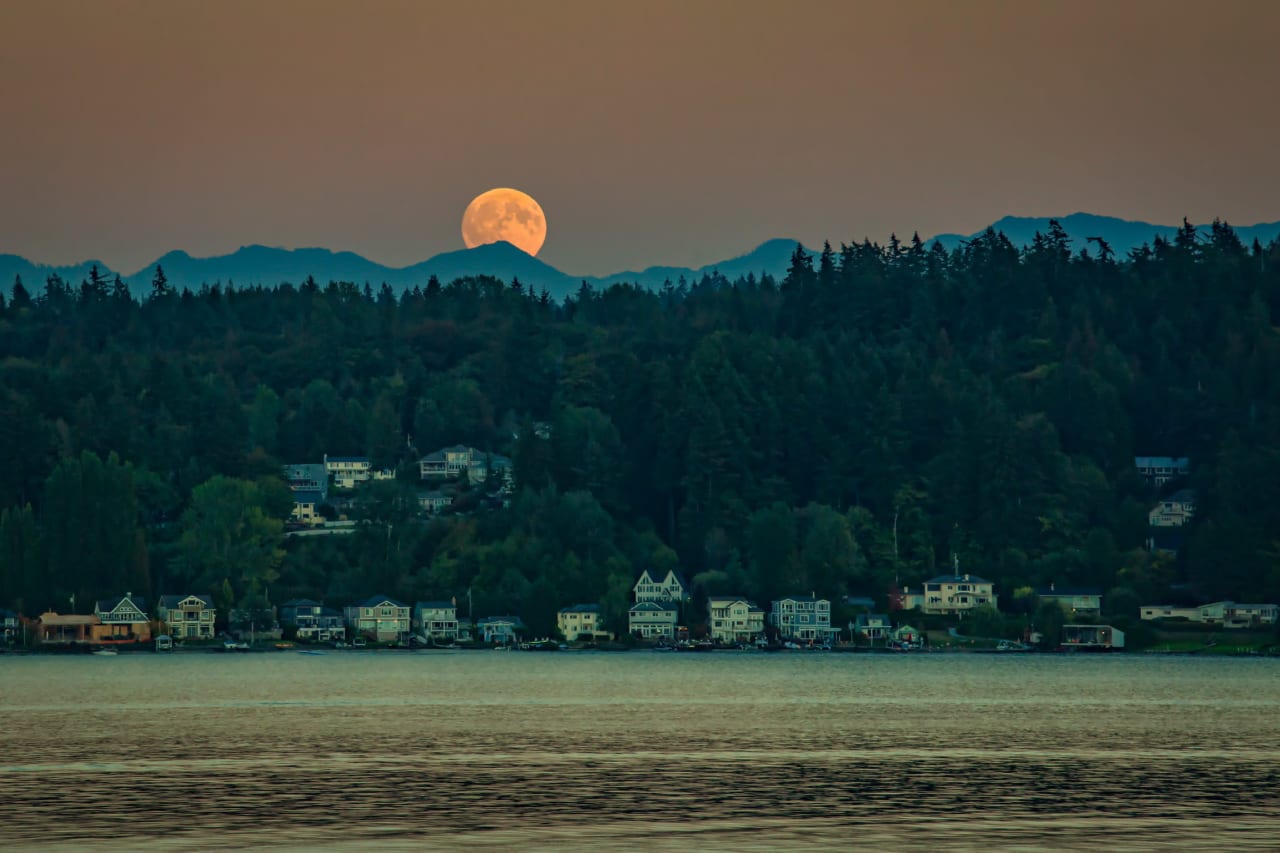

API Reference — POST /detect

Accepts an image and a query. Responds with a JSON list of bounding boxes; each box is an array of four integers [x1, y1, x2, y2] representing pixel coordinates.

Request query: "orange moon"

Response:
[[460, 188, 547, 256]]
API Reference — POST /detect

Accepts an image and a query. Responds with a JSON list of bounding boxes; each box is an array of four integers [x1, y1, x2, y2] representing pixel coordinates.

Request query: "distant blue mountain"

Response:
[[930, 213, 1280, 255], [0, 238, 808, 301]]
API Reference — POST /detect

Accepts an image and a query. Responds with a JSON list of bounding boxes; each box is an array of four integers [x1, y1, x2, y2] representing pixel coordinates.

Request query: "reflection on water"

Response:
[[2, 653, 1278, 851]]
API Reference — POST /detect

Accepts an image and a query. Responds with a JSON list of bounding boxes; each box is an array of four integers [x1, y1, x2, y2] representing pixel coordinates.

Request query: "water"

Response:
[[2, 651, 1278, 851]]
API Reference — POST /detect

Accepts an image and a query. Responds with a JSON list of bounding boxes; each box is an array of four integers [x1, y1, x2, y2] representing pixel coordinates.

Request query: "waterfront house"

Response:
[[1061, 624, 1125, 650], [921, 573, 998, 615], [280, 599, 346, 642], [413, 600, 460, 641], [477, 615, 524, 644], [37, 612, 99, 644], [1036, 583, 1103, 616], [93, 593, 152, 643], [1, 608, 18, 643], [344, 595, 411, 643], [1148, 489, 1196, 528], [1223, 603, 1279, 627], [557, 603, 610, 642], [628, 600, 677, 640], [708, 596, 765, 644], [632, 568, 688, 603], [854, 612, 892, 642], [157, 594, 217, 640], [892, 624, 922, 646], [1134, 456, 1190, 486], [770, 596, 838, 642]]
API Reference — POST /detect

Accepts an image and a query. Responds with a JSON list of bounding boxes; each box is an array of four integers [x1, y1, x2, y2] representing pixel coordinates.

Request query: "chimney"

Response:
[[964, 574, 970, 582], [1050, 582, 1055, 592]]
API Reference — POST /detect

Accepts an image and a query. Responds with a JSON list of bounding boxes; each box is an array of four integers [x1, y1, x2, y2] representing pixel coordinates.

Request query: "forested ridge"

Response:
[[2, 220, 1279, 636]]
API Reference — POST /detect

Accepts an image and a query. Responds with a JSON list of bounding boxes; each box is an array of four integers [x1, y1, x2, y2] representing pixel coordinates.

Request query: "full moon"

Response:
[[461, 188, 547, 256]]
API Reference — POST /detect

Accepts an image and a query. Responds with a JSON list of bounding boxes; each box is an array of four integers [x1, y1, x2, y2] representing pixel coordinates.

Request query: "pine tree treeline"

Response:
[[1, 222, 1279, 633]]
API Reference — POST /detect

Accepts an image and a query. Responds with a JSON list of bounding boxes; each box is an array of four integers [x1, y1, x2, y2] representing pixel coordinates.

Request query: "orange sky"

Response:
[[2, 0, 1277, 275]]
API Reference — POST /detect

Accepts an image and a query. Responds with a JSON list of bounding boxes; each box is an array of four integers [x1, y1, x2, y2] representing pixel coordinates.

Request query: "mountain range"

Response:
[[4, 214, 1278, 301]]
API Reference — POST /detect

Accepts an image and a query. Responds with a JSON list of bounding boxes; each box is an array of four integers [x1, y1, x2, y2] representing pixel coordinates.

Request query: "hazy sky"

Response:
[[2, 0, 1278, 275]]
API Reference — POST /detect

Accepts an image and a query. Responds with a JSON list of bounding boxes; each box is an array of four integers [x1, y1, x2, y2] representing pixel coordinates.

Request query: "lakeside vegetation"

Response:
[[1, 221, 1279, 642]]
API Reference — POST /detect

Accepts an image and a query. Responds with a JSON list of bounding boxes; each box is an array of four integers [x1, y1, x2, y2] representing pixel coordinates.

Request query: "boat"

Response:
[[91, 648, 118, 656]]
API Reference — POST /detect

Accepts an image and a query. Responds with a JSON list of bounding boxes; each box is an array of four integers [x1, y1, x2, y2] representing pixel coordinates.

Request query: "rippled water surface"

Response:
[[2, 651, 1278, 851]]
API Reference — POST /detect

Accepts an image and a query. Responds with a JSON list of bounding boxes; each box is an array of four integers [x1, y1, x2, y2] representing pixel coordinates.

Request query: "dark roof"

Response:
[[925, 574, 993, 585], [326, 456, 369, 463], [855, 613, 889, 624], [559, 603, 600, 614], [353, 595, 407, 608], [630, 601, 676, 613], [158, 594, 214, 608], [774, 595, 826, 603], [477, 615, 524, 627], [95, 593, 146, 613], [320, 607, 343, 618], [281, 598, 322, 607], [415, 600, 455, 610], [1165, 489, 1197, 502], [292, 489, 325, 505], [0, 608, 18, 619]]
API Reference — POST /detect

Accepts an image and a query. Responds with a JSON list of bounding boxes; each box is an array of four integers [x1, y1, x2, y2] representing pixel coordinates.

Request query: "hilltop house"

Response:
[[157, 594, 217, 640], [418, 445, 514, 490], [1134, 456, 1190, 486], [921, 573, 998, 615], [413, 601, 460, 641], [477, 616, 524, 644], [708, 596, 765, 644], [93, 592, 152, 643], [1036, 584, 1102, 616], [557, 603, 610, 642], [344, 595, 410, 643], [628, 600, 678, 640], [769, 596, 838, 642], [632, 568, 688, 603], [284, 462, 330, 526], [417, 489, 454, 515], [1148, 489, 1196, 527], [280, 599, 346, 642]]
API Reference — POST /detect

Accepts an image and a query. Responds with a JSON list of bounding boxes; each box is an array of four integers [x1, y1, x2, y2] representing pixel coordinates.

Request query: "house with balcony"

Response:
[[1036, 583, 1102, 616], [1149, 489, 1196, 528], [921, 573, 998, 615], [854, 612, 892, 642], [93, 592, 152, 643], [769, 596, 838, 642], [1134, 456, 1190, 486], [477, 615, 524, 644], [325, 455, 372, 488], [157, 594, 217, 640], [417, 489, 454, 515], [418, 446, 515, 491], [632, 568, 688, 603], [413, 600, 460, 641], [344, 595, 410, 643], [628, 600, 677, 640], [557, 603, 611, 642], [284, 462, 330, 526], [1062, 624, 1125, 650], [280, 599, 346, 642], [1223, 603, 1279, 627], [708, 596, 765, 644]]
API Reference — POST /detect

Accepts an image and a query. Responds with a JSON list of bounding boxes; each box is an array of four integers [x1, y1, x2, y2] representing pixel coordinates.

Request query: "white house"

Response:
[[1148, 489, 1196, 527], [853, 612, 892, 642], [477, 616, 523, 644], [157, 594, 216, 640], [1223, 603, 1279, 627], [632, 568, 688, 603], [707, 596, 765, 644], [1037, 583, 1103, 616], [344, 595, 411, 643], [628, 600, 677, 640], [325, 455, 372, 488], [769, 596, 838, 642], [557, 603, 610, 642], [1134, 456, 1190, 486], [418, 445, 514, 490], [921, 573, 998, 615], [413, 600, 459, 641], [417, 489, 454, 515]]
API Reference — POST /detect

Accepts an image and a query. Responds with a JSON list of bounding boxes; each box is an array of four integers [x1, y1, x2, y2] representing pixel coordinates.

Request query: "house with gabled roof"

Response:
[[1134, 456, 1190, 486], [632, 568, 688, 603], [344, 595, 410, 643], [280, 599, 346, 642], [557, 603, 611, 642], [708, 596, 765, 644], [93, 592, 151, 643], [157, 594, 217, 639], [477, 615, 524, 644], [628, 600, 677, 640], [1149, 489, 1196, 528], [921, 573, 997, 615], [854, 612, 892, 643], [414, 600, 459, 641]]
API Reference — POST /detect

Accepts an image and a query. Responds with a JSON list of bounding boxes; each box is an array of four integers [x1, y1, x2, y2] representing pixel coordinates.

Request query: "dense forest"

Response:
[[1, 220, 1278, 638]]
